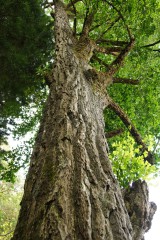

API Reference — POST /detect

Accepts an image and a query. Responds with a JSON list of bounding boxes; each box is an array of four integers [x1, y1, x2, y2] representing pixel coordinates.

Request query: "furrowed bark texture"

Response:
[[12, 1, 155, 239], [123, 180, 157, 240]]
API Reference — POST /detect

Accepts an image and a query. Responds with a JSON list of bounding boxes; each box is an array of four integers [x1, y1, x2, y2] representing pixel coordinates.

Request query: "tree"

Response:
[[8, 0, 159, 239]]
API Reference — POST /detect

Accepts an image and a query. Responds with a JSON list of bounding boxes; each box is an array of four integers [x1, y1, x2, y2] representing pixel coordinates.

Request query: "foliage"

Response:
[[110, 135, 158, 187], [0, 88, 47, 182], [0, 0, 53, 145], [0, 139, 33, 183], [0, 0, 53, 99], [0, 179, 23, 239]]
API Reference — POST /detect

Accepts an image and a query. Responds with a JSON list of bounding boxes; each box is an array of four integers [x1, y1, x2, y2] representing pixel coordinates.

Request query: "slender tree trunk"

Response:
[[12, 1, 155, 239]]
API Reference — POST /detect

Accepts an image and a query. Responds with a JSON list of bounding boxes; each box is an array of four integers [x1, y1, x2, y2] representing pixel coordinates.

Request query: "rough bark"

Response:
[[12, 1, 156, 239], [123, 180, 157, 240]]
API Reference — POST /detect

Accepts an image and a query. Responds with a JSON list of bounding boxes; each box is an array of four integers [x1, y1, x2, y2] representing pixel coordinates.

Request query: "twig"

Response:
[[91, 55, 109, 69], [142, 40, 160, 48], [0, 230, 14, 237], [104, 0, 133, 40], [97, 16, 120, 41], [89, 23, 102, 32]]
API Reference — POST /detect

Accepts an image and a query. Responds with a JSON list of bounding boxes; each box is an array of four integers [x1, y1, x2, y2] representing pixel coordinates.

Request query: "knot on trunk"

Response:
[[122, 180, 157, 240], [83, 69, 99, 83], [74, 37, 94, 62]]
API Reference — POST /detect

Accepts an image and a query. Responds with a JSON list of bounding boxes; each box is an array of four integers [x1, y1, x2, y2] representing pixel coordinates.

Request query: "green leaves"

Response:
[[0, 179, 23, 239], [0, 0, 53, 107], [110, 135, 157, 187], [0, 1, 52, 180]]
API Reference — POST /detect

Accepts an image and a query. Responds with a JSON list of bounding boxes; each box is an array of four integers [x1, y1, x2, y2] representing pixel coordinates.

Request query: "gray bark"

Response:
[[123, 180, 157, 240], [12, 1, 156, 239]]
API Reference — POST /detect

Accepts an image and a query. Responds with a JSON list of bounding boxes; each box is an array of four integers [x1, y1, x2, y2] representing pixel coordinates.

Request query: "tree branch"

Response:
[[96, 39, 128, 46], [97, 16, 121, 41], [70, 0, 77, 35], [107, 95, 154, 164], [142, 40, 160, 48], [113, 77, 140, 85], [94, 45, 122, 56], [80, 4, 97, 37], [152, 49, 160, 52], [81, 7, 91, 36], [91, 55, 109, 69], [105, 128, 124, 138], [89, 23, 103, 32], [107, 38, 135, 77], [66, 0, 82, 9]]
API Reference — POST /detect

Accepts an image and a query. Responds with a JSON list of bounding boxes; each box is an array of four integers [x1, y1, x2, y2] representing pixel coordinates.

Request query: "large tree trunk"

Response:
[[12, 1, 155, 239]]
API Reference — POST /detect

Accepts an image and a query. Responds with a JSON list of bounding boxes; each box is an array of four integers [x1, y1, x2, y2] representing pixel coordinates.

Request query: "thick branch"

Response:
[[105, 128, 124, 138], [81, 4, 97, 37], [107, 96, 154, 164], [113, 77, 140, 85], [107, 39, 135, 77], [81, 1, 98, 38], [93, 38, 135, 88]]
